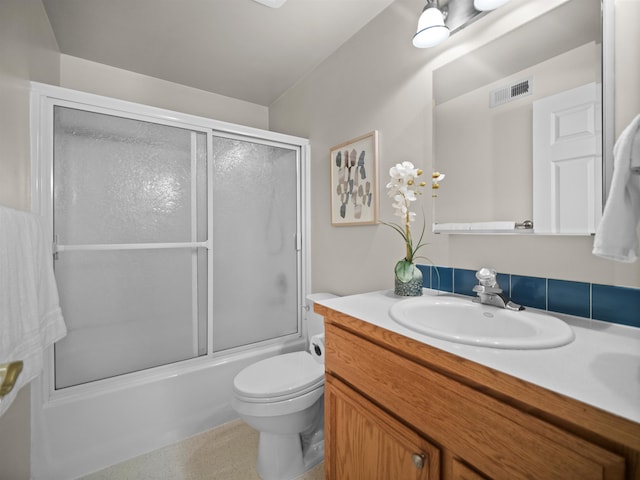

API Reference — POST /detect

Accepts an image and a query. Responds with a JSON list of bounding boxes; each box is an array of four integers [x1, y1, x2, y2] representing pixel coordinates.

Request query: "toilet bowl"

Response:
[[232, 293, 336, 480]]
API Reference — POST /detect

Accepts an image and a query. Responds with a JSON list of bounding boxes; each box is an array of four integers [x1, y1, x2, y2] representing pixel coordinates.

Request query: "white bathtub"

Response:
[[31, 338, 304, 480]]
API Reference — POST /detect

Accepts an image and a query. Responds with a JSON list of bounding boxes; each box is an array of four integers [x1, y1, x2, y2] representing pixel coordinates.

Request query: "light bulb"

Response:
[[413, 6, 450, 48]]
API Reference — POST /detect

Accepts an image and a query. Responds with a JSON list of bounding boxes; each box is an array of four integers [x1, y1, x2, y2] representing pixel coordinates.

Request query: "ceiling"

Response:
[[42, 0, 397, 107]]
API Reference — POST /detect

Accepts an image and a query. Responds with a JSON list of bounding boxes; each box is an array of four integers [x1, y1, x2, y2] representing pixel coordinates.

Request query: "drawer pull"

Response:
[[411, 453, 425, 469]]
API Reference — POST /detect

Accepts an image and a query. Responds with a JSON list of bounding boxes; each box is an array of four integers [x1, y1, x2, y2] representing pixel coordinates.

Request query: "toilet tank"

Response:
[[305, 293, 337, 339]]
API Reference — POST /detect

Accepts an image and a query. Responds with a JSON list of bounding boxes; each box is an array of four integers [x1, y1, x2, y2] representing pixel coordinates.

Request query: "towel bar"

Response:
[[0, 361, 24, 398]]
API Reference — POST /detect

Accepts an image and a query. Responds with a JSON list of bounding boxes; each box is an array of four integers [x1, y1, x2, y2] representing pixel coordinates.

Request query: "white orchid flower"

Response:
[[385, 163, 442, 254], [384, 162, 445, 285], [432, 172, 445, 187]]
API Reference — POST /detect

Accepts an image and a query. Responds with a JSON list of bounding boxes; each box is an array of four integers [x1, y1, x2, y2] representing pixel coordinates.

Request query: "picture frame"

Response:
[[330, 130, 379, 226]]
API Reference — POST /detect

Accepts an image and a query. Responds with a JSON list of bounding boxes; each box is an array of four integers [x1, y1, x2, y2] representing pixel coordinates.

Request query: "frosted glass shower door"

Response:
[[52, 106, 209, 389], [211, 135, 300, 352]]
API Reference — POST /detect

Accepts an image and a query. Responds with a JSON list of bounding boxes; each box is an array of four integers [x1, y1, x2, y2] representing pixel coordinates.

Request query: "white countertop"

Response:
[[316, 289, 640, 424]]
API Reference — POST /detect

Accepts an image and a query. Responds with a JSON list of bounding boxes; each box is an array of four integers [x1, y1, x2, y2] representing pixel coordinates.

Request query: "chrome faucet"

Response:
[[472, 268, 524, 311]]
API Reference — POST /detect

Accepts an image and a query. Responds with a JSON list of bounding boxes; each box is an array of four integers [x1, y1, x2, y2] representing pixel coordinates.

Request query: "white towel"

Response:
[[593, 114, 640, 262], [632, 119, 640, 173], [0, 206, 66, 416]]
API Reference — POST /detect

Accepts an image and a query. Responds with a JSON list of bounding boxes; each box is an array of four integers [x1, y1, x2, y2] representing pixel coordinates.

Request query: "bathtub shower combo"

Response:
[[29, 83, 310, 479]]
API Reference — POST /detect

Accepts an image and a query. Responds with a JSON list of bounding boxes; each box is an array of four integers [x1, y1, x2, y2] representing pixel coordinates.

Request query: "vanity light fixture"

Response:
[[473, 0, 510, 11], [413, 0, 450, 48], [413, 0, 512, 48]]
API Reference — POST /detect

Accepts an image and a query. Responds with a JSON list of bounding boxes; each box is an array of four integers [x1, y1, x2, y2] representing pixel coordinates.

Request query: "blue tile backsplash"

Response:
[[592, 284, 640, 328], [548, 279, 591, 318], [512, 275, 546, 310], [417, 265, 640, 328]]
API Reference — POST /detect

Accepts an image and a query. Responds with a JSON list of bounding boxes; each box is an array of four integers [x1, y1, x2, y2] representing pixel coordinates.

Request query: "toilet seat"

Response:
[[233, 351, 325, 403]]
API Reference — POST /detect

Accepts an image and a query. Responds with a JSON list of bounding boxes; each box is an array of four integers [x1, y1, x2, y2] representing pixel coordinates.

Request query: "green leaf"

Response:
[[395, 259, 415, 283]]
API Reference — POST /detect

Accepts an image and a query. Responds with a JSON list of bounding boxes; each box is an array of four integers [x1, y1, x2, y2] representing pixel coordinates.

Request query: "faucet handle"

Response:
[[476, 267, 497, 287], [473, 284, 503, 294]]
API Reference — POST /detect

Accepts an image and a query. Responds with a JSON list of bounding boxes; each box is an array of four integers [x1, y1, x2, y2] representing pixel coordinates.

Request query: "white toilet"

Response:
[[232, 293, 336, 480]]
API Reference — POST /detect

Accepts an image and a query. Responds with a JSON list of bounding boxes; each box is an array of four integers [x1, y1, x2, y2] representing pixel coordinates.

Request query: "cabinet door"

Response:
[[450, 457, 488, 480], [325, 375, 440, 480]]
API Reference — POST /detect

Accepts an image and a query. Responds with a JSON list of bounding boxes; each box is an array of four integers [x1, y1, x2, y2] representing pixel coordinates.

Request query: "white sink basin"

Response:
[[389, 295, 574, 349]]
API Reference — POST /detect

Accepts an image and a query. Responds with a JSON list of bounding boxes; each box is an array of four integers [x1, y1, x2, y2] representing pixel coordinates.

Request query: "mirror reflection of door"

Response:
[[532, 82, 602, 234]]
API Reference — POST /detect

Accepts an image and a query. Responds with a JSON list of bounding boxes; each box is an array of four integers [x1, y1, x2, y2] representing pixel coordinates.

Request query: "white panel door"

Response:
[[533, 82, 602, 234]]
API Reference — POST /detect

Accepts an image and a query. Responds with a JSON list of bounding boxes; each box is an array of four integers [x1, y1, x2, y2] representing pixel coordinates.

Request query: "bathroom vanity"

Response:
[[316, 290, 640, 479]]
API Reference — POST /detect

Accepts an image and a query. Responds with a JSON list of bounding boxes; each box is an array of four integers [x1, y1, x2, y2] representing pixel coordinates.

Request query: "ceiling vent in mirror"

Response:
[[490, 77, 533, 107]]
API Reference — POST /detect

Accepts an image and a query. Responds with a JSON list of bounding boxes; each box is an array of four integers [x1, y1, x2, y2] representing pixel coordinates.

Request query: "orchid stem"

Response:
[[405, 205, 412, 262]]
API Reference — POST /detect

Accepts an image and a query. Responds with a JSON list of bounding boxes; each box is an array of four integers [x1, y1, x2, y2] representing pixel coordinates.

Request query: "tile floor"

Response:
[[80, 419, 324, 480]]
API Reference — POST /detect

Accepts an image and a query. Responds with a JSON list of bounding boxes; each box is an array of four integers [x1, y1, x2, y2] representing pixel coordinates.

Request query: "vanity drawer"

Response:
[[325, 323, 625, 480]]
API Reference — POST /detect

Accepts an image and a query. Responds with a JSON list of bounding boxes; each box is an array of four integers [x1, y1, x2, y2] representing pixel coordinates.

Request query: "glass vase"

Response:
[[394, 263, 423, 296]]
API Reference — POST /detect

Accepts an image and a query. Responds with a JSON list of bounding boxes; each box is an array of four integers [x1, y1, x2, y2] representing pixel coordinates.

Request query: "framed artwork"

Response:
[[330, 131, 379, 226]]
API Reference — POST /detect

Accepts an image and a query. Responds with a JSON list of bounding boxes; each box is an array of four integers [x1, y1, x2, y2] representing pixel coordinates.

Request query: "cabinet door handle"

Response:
[[411, 453, 425, 469]]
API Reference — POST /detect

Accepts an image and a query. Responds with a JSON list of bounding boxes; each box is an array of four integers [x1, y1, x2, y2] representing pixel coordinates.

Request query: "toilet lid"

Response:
[[233, 351, 324, 401]]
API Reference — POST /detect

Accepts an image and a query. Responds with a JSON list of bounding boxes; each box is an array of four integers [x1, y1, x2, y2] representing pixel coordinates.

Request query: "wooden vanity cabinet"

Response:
[[319, 305, 640, 480]]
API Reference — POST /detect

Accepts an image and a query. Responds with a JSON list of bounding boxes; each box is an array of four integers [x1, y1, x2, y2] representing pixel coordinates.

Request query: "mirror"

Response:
[[433, 0, 611, 235]]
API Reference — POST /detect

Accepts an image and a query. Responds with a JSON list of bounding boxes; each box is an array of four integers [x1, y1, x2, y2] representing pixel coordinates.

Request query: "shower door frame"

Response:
[[29, 82, 311, 479]]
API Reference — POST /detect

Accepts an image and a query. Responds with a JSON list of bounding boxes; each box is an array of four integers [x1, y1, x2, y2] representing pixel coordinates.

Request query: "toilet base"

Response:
[[256, 432, 302, 480], [256, 431, 324, 480]]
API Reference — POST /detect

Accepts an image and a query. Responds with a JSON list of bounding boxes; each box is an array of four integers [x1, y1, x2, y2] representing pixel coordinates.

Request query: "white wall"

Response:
[[615, 0, 640, 133], [0, 0, 59, 211], [0, 1, 60, 477], [270, 0, 640, 295], [59, 55, 269, 130]]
